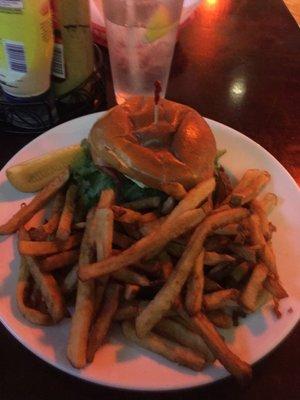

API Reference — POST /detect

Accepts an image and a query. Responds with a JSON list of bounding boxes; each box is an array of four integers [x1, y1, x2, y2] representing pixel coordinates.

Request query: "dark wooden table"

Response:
[[0, 0, 299, 399]]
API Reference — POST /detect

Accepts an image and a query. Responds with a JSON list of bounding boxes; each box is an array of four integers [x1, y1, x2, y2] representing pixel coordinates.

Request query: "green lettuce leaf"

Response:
[[71, 141, 166, 210], [71, 140, 116, 210]]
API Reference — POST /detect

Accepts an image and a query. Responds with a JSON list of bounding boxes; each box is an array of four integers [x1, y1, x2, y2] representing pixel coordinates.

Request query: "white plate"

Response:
[[0, 112, 299, 391]]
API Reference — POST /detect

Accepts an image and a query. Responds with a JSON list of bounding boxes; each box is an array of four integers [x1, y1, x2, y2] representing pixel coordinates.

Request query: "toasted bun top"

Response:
[[89, 97, 216, 198]]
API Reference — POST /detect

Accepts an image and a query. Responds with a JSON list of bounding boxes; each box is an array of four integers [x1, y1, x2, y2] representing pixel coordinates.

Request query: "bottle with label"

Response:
[[0, 0, 54, 97], [51, 0, 95, 97]]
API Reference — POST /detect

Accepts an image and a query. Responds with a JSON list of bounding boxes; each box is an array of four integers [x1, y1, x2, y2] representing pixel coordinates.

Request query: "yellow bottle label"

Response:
[[0, 0, 53, 97]]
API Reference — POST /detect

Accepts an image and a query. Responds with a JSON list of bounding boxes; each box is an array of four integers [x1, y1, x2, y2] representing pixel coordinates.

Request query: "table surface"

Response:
[[0, 0, 299, 399]]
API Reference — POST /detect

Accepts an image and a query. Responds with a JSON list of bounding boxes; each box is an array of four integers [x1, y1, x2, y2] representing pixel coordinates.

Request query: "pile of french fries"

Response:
[[0, 167, 288, 384]]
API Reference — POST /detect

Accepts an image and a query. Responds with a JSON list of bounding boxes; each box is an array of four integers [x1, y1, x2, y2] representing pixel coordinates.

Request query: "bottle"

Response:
[[51, 0, 95, 96], [0, 0, 54, 97]]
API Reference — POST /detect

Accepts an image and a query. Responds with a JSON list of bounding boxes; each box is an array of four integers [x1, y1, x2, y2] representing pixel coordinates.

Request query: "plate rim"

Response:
[[0, 112, 299, 391]]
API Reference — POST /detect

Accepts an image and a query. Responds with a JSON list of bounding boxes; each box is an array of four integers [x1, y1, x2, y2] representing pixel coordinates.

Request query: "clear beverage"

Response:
[[103, 0, 184, 104]]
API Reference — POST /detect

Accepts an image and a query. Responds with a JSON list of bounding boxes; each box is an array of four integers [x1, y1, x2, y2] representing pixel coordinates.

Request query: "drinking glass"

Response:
[[102, 0, 184, 104]]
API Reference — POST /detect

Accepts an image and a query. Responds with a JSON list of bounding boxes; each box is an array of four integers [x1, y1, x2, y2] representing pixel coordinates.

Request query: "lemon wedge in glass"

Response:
[[6, 144, 84, 192], [145, 4, 173, 43]]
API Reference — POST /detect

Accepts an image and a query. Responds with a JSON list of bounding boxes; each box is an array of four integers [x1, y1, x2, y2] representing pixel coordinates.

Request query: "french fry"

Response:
[[263, 275, 288, 299], [257, 192, 278, 215], [19, 227, 66, 323], [28, 226, 49, 241], [93, 189, 115, 310], [122, 197, 161, 210], [203, 289, 239, 311], [68, 281, 96, 368], [28, 282, 43, 310], [67, 209, 96, 369], [135, 208, 249, 338], [87, 282, 121, 363], [42, 191, 65, 234], [56, 184, 77, 241], [201, 195, 214, 214], [229, 169, 271, 206], [78, 208, 206, 281], [180, 311, 252, 383], [140, 212, 157, 224], [122, 320, 206, 371], [154, 318, 215, 363], [214, 165, 233, 206], [210, 204, 231, 214], [204, 251, 235, 265], [139, 216, 167, 236], [114, 300, 176, 321], [226, 170, 262, 204], [233, 232, 247, 245], [255, 288, 271, 309], [39, 249, 79, 272], [19, 233, 82, 256], [112, 206, 157, 224], [167, 177, 215, 222], [185, 250, 204, 315], [200, 200, 211, 214], [214, 223, 239, 236], [173, 309, 233, 332], [16, 256, 52, 325], [240, 263, 268, 311], [96, 189, 115, 209], [23, 254, 66, 323], [248, 214, 277, 276], [112, 268, 150, 286], [94, 209, 114, 262], [272, 297, 282, 319], [0, 169, 69, 235], [206, 310, 233, 329], [123, 230, 203, 337], [168, 314, 194, 330], [112, 206, 141, 223], [161, 182, 187, 200], [250, 199, 271, 239], [24, 208, 46, 231]]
